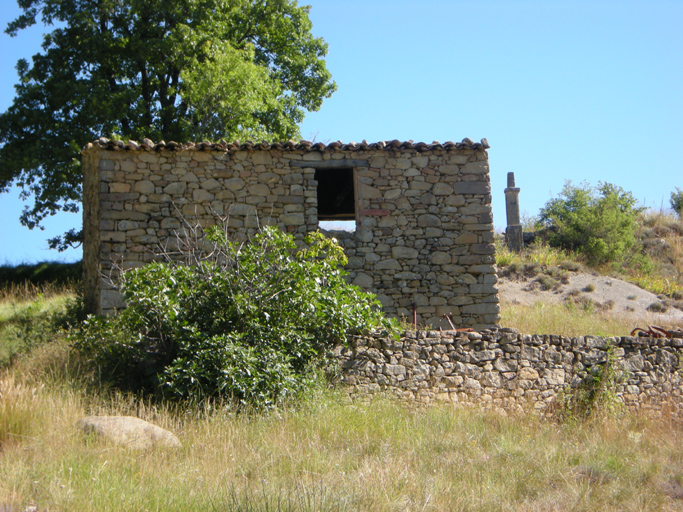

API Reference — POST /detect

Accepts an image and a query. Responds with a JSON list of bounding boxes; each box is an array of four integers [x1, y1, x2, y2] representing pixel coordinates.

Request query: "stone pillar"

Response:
[[504, 172, 523, 252]]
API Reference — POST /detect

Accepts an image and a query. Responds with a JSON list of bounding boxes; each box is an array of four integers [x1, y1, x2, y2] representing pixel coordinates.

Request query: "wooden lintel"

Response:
[[287, 159, 369, 169]]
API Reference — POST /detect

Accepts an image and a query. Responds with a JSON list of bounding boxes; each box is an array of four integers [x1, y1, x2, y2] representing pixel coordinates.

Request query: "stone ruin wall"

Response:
[[338, 329, 683, 416], [81, 138, 683, 415], [82, 138, 500, 329]]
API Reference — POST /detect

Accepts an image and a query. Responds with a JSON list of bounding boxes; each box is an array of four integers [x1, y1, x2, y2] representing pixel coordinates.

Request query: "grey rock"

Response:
[[76, 416, 181, 450]]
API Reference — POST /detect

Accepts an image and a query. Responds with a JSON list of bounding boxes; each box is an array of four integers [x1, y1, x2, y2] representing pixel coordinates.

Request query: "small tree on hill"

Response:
[[671, 188, 683, 218], [539, 181, 643, 265]]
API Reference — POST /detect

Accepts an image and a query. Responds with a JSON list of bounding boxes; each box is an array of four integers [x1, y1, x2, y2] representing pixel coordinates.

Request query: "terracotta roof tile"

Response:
[[84, 137, 490, 153]]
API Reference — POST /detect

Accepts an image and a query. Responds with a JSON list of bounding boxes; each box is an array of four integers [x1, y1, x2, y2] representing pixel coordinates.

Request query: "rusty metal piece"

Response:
[[441, 313, 473, 332], [631, 325, 683, 338]]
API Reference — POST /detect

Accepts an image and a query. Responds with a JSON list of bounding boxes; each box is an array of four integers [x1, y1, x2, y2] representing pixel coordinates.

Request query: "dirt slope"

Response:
[[497, 271, 683, 325]]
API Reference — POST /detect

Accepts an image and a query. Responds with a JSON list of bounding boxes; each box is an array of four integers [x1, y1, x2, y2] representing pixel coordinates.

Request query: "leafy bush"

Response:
[[73, 226, 396, 409], [539, 181, 642, 264], [671, 187, 683, 218]]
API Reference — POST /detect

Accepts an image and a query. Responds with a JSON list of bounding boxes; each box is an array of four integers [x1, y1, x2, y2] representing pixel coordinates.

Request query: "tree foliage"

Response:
[[73, 226, 396, 409], [0, 0, 336, 246], [539, 181, 643, 264], [671, 188, 683, 218]]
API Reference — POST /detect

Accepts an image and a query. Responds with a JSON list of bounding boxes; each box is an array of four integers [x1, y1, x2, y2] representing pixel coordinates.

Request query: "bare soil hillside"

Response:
[[498, 271, 683, 326]]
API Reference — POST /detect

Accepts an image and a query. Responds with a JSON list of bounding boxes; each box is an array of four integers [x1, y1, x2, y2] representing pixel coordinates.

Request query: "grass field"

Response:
[[2, 356, 683, 511]]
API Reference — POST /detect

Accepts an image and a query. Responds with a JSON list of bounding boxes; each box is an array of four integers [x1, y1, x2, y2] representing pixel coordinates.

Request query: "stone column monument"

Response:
[[504, 172, 524, 252]]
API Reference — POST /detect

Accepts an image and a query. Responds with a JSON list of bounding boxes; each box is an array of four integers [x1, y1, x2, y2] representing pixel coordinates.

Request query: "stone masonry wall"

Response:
[[82, 138, 499, 328], [337, 329, 683, 416]]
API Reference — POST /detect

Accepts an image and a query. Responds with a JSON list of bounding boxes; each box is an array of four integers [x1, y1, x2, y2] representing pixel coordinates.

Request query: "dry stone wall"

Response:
[[83, 138, 499, 328], [337, 329, 683, 416]]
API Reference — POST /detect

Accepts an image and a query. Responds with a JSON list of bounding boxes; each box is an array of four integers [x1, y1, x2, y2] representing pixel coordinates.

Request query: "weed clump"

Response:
[[647, 302, 668, 313], [559, 344, 624, 421], [537, 275, 558, 291]]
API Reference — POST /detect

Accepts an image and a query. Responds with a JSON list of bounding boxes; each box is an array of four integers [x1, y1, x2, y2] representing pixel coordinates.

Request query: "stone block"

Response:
[[392, 246, 418, 259], [430, 252, 451, 265], [453, 182, 490, 195], [353, 273, 374, 288], [248, 184, 270, 197], [228, 203, 256, 216], [462, 162, 489, 175], [160, 218, 180, 230], [357, 183, 382, 199], [99, 159, 115, 171], [118, 220, 139, 231], [100, 289, 125, 310], [201, 178, 221, 190], [461, 303, 495, 315], [225, 177, 245, 191], [281, 212, 304, 225], [438, 164, 459, 175], [417, 214, 441, 227], [193, 189, 214, 202], [163, 182, 187, 195], [433, 183, 453, 195], [252, 152, 273, 165], [134, 180, 155, 194], [375, 259, 401, 271]]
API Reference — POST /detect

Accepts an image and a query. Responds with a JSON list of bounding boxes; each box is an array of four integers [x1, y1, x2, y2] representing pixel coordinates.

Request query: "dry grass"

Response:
[[501, 299, 683, 337], [0, 280, 78, 304], [2, 359, 683, 511], [496, 239, 580, 271], [0, 290, 75, 367]]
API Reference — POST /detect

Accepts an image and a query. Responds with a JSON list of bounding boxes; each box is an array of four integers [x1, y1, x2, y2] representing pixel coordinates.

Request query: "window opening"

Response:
[[315, 167, 356, 231]]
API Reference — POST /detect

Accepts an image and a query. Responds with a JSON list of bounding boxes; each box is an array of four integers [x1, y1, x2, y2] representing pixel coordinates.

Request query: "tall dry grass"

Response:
[[2, 360, 683, 511], [0, 288, 76, 367], [501, 299, 683, 337], [0, 279, 78, 304]]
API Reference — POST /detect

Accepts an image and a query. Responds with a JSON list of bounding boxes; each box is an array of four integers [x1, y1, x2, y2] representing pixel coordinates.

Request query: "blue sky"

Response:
[[0, 0, 681, 264]]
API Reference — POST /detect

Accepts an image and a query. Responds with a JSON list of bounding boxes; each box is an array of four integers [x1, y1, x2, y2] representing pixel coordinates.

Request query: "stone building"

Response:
[[83, 137, 500, 329]]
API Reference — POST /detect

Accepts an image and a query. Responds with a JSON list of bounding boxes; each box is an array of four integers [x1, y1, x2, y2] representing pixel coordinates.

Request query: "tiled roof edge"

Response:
[[83, 137, 490, 153]]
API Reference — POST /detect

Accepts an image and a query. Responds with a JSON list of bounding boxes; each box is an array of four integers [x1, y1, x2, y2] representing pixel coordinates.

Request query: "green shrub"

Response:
[[73, 226, 396, 409], [537, 275, 558, 291], [671, 187, 683, 218], [539, 181, 643, 264]]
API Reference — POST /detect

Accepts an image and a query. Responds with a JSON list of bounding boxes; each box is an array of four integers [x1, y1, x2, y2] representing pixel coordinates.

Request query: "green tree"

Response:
[[0, 0, 336, 248], [539, 181, 643, 264], [671, 187, 683, 218], [74, 226, 396, 409]]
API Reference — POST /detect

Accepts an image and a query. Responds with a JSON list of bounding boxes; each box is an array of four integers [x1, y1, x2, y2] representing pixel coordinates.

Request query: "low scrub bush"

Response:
[[539, 181, 642, 264], [73, 226, 397, 409], [671, 187, 683, 218]]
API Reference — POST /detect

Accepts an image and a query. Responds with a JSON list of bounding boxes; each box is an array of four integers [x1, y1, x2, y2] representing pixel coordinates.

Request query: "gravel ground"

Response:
[[497, 271, 683, 325]]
